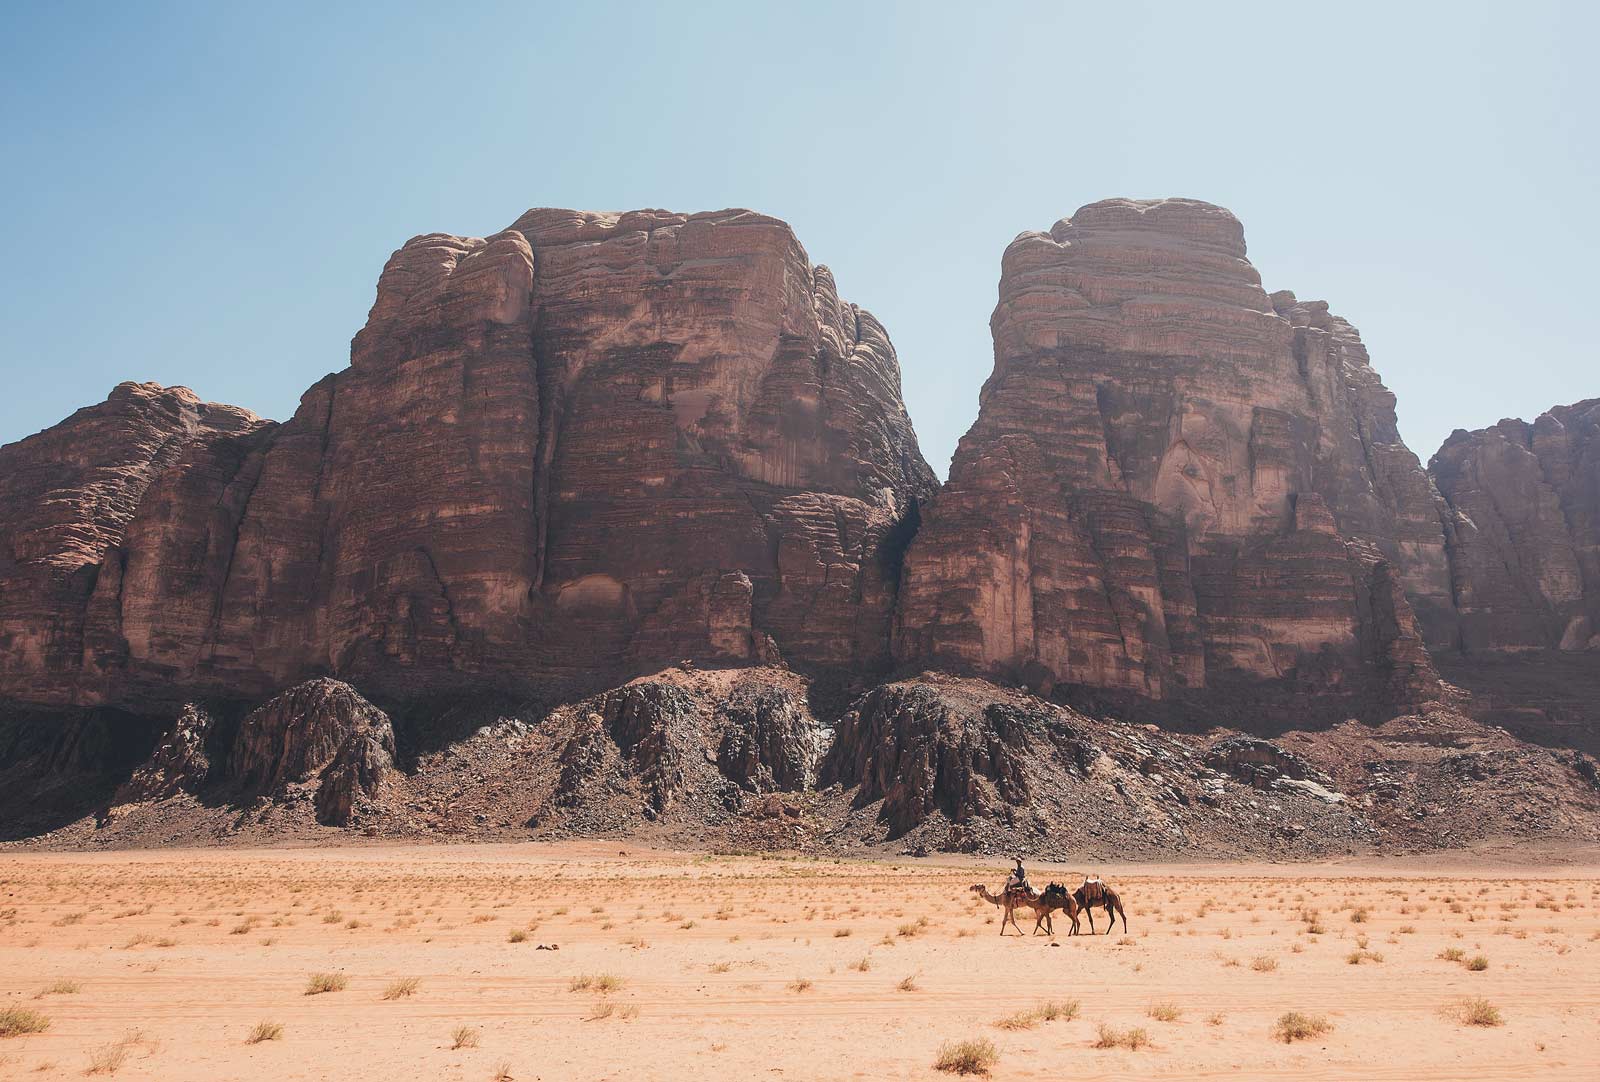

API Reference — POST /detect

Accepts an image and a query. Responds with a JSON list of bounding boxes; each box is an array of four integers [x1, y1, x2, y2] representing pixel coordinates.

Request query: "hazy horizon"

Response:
[[3, 1, 1595, 478]]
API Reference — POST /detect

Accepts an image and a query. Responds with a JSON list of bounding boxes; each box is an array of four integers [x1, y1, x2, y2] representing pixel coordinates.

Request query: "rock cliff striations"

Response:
[[0, 209, 935, 710], [894, 198, 1448, 723], [1425, 400, 1600, 748]]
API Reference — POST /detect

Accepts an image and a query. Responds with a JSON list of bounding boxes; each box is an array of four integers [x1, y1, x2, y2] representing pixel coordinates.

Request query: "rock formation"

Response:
[[1424, 400, 1600, 749], [820, 678, 1096, 834], [0, 209, 934, 708], [112, 703, 216, 805], [1429, 400, 1600, 655], [3, 195, 1599, 849], [895, 198, 1448, 723], [229, 678, 396, 826], [0, 382, 267, 706]]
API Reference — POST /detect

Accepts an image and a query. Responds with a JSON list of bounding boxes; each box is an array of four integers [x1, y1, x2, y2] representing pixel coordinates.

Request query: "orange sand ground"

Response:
[[2, 842, 1597, 1081]]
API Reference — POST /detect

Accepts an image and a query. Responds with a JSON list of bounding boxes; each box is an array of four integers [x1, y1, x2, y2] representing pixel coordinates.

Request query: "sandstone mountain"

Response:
[[1, 198, 1596, 854], [0, 209, 934, 710], [895, 198, 1447, 723]]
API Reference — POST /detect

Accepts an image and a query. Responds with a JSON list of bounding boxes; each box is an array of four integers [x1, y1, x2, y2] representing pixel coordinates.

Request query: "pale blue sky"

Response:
[[2, 1, 1594, 477]]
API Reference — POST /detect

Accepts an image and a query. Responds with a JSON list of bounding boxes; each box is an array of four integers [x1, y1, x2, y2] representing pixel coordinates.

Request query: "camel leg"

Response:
[[1084, 907, 1097, 935], [1117, 902, 1128, 934], [1000, 907, 1017, 935]]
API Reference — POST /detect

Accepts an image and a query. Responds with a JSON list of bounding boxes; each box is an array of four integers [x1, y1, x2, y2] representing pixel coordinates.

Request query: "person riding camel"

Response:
[[1004, 856, 1030, 896]]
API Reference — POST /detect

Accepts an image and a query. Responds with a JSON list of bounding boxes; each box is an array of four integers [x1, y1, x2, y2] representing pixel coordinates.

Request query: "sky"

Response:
[[1, 1, 1595, 479]]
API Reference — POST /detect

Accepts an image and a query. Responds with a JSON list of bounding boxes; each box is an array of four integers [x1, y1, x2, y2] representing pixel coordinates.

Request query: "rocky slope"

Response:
[[0, 209, 934, 710], [895, 198, 1448, 724], [8, 667, 1597, 858]]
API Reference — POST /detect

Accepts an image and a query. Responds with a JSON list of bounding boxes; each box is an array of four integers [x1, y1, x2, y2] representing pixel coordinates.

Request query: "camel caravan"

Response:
[[970, 857, 1129, 937]]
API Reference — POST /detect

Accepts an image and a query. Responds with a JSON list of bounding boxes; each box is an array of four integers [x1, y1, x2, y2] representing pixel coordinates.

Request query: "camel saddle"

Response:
[[1079, 876, 1106, 903]]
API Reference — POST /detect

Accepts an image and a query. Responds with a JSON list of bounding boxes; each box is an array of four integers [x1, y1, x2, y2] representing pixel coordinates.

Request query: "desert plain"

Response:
[[1, 843, 1597, 1081]]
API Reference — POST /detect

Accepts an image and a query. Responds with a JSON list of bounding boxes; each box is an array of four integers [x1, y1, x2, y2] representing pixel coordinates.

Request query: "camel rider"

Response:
[[1005, 856, 1029, 894]]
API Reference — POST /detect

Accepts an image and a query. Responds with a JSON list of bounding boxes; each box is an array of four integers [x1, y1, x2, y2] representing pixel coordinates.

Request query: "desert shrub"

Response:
[[382, 977, 420, 1000], [246, 1021, 283, 1043], [1273, 1011, 1332, 1043], [304, 972, 348, 995], [1093, 1024, 1149, 1050], [0, 1006, 50, 1037], [995, 999, 1078, 1030], [1451, 997, 1503, 1026], [934, 1037, 999, 1075], [568, 974, 623, 993]]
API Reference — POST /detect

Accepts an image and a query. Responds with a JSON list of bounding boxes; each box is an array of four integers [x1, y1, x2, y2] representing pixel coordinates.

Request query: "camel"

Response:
[[969, 882, 1075, 936], [1035, 882, 1081, 936], [1071, 876, 1128, 935]]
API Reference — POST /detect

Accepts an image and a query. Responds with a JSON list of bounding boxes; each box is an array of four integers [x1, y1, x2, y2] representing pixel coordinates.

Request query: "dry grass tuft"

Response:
[[788, 977, 814, 993], [507, 929, 527, 943], [36, 979, 80, 997], [1147, 1001, 1181, 1022], [1466, 954, 1489, 971], [933, 1037, 998, 1075], [569, 974, 623, 994], [1093, 1023, 1150, 1050], [451, 1025, 480, 1049], [1272, 1011, 1332, 1043], [0, 1006, 50, 1038], [1449, 997, 1504, 1027], [246, 1021, 283, 1044], [85, 1031, 144, 1075], [382, 977, 420, 1000], [304, 972, 348, 995], [995, 999, 1079, 1030], [1250, 955, 1278, 972]]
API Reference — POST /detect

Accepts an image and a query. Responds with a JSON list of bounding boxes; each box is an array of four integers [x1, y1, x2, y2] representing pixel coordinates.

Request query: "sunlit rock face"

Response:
[[895, 198, 1446, 722], [1425, 401, 1600, 749], [0, 208, 935, 707], [1429, 400, 1600, 656]]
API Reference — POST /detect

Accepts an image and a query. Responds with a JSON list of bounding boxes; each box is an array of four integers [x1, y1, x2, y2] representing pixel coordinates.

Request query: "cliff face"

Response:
[[894, 198, 1446, 721], [0, 209, 934, 707], [3, 196, 1595, 746], [1429, 400, 1600, 655], [1425, 400, 1600, 750], [0, 382, 270, 705]]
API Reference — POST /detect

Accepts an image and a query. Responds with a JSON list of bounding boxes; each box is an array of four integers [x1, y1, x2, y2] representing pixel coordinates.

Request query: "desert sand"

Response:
[[2, 843, 1597, 1080]]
